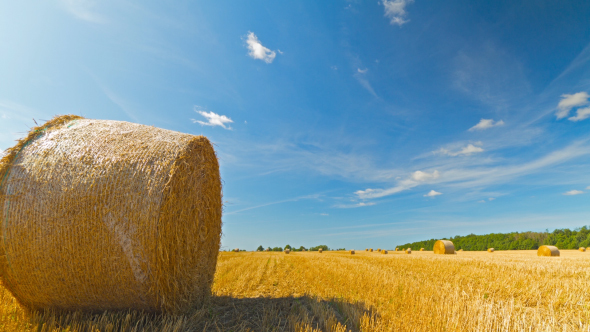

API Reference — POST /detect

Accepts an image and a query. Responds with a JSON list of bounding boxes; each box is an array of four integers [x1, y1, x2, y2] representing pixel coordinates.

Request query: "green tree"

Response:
[[256, 245, 264, 251]]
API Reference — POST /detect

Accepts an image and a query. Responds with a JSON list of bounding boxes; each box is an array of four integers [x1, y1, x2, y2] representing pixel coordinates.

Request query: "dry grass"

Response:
[[1, 250, 590, 331]]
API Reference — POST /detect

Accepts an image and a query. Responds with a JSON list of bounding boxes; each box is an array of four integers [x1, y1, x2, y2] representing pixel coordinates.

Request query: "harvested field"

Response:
[[1, 250, 590, 331]]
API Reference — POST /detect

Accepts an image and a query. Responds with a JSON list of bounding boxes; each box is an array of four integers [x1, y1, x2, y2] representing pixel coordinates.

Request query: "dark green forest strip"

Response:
[[399, 226, 590, 251]]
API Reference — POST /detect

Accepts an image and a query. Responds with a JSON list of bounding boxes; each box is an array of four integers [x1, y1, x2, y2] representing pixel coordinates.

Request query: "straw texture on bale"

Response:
[[538, 245, 560, 257], [487, 248, 495, 253], [433, 240, 455, 255], [0, 115, 222, 314], [580, 247, 586, 252]]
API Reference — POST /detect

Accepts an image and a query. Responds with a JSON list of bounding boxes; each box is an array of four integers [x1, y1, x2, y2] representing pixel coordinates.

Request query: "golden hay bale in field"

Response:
[[378, 248, 381, 252], [382, 250, 388, 254], [579, 247, 586, 252], [420, 248, 424, 251], [395, 247, 399, 251], [538, 245, 560, 257], [365, 248, 368, 251], [318, 249, 323, 253], [433, 240, 455, 255], [487, 248, 495, 253], [458, 249, 463, 252], [350, 250, 355, 255], [369, 248, 373, 252], [233, 248, 240, 252], [285, 249, 291, 254], [0, 115, 222, 314], [406, 248, 412, 254]]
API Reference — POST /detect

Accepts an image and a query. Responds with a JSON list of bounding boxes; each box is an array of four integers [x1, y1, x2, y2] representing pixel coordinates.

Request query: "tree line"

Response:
[[398, 226, 590, 251], [256, 245, 330, 252]]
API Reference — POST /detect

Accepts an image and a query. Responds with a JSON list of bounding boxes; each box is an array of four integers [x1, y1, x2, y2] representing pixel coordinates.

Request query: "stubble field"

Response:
[[1, 250, 589, 331]]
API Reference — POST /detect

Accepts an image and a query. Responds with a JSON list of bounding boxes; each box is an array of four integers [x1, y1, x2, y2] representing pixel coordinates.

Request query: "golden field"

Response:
[[1, 250, 590, 331]]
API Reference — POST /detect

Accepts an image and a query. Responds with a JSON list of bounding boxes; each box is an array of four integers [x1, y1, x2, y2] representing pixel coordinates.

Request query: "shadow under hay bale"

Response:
[[433, 240, 455, 255], [538, 245, 560, 257], [0, 115, 222, 314]]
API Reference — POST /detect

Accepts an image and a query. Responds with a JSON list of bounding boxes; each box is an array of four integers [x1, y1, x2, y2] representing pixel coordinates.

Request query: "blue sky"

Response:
[[1, 1, 590, 250]]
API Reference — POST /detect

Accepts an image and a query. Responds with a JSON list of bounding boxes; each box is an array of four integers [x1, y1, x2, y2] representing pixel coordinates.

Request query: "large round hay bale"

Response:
[[285, 249, 291, 254], [420, 248, 424, 251], [318, 248, 323, 253], [369, 248, 373, 252], [382, 250, 388, 254], [433, 240, 455, 255], [538, 245, 560, 257], [395, 247, 399, 251], [406, 248, 412, 254], [487, 248, 495, 253], [579, 247, 586, 252], [0, 115, 222, 314], [350, 250, 355, 255]]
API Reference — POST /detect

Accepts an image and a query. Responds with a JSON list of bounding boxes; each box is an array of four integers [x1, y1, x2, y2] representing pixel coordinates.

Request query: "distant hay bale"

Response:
[[285, 249, 291, 254], [579, 247, 586, 252], [369, 248, 373, 252], [487, 248, 495, 253], [365, 248, 368, 251], [318, 249, 323, 253], [0, 115, 222, 314], [538, 245, 560, 257], [382, 250, 388, 254], [433, 240, 455, 255], [406, 248, 412, 254], [420, 248, 424, 251], [265, 248, 270, 252], [458, 249, 463, 252], [233, 248, 240, 252], [350, 250, 355, 255], [378, 248, 381, 252], [395, 247, 399, 251]]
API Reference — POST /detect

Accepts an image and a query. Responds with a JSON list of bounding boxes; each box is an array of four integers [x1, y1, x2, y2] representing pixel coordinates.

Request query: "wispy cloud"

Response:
[[60, 0, 104, 23], [436, 144, 484, 157], [335, 202, 376, 209], [356, 170, 439, 199], [191, 106, 233, 129], [555, 92, 589, 119], [469, 119, 505, 131], [411, 170, 440, 181], [568, 107, 590, 122], [353, 68, 377, 97], [381, 0, 414, 26], [424, 190, 442, 197], [564, 190, 584, 196], [357, 68, 368, 74], [245, 32, 277, 64]]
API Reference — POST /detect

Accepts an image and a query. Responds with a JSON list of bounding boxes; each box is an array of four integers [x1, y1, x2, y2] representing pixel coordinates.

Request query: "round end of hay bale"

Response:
[[0, 116, 222, 314], [433, 240, 455, 255], [487, 248, 495, 253], [538, 245, 560, 257]]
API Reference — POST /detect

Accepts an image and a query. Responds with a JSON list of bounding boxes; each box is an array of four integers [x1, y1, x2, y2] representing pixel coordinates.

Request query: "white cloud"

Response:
[[488, 197, 495, 201], [335, 202, 376, 209], [357, 68, 368, 74], [60, 0, 104, 23], [437, 144, 484, 157], [245, 32, 277, 64], [568, 107, 590, 122], [424, 190, 442, 197], [468, 119, 505, 131], [320, 213, 329, 216], [478, 200, 486, 203], [382, 0, 414, 26], [556, 92, 589, 119], [587, 186, 590, 190], [411, 170, 440, 181], [191, 106, 233, 129], [564, 190, 584, 196]]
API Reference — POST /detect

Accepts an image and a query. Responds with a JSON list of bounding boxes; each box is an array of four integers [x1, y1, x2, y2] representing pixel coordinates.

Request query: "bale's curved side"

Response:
[[0, 116, 222, 313], [538, 245, 560, 257], [433, 240, 455, 255]]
